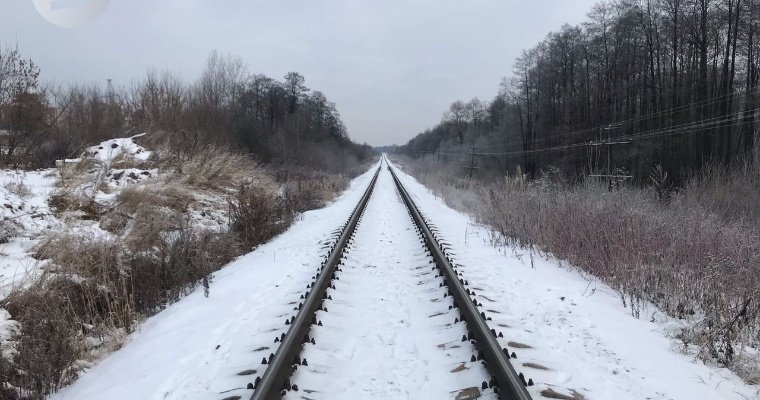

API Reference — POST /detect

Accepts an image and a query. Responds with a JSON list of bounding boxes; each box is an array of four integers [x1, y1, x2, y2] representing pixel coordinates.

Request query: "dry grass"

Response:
[[0, 219, 16, 244], [2, 234, 127, 398], [0, 225, 241, 398], [115, 183, 193, 213], [48, 189, 101, 217], [391, 156, 481, 215], [679, 155, 760, 225], [273, 166, 351, 213], [3, 143, 361, 397], [395, 154, 760, 380], [175, 146, 260, 190], [479, 175, 759, 370], [99, 182, 194, 236], [3, 179, 31, 198]]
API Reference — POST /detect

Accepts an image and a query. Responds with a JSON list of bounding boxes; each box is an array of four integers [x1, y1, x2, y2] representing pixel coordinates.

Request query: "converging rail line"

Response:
[[250, 157, 533, 400]]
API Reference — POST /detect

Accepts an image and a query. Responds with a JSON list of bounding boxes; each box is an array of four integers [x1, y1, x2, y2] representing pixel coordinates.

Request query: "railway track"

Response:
[[250, 157, 533, 400]]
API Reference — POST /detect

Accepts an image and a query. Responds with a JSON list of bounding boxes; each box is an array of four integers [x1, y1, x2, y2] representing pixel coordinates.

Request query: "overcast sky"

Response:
[[1, 0, 598, 146]]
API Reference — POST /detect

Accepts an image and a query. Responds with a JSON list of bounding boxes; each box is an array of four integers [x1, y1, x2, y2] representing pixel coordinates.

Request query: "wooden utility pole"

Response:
[[503, 127, 509, 174]]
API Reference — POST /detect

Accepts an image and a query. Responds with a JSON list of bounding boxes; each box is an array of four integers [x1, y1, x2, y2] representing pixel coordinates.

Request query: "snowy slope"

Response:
[[50, 165, 380, 400], [390, 161, 759, 400], [0, 169, 59, 357], [0, 169, 58, 298], [85, 133, 152, 167]]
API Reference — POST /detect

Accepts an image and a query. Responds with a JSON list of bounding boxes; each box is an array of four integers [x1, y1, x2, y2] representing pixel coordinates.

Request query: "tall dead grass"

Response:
[[395, 154, 760, 381], [0, 226, 240, 398], [174, 146, 259, 190], [273, 166, 351, 213], [480, 174, 759, 373], [391, 156, 482, 214], [679, 156, 760, 225]]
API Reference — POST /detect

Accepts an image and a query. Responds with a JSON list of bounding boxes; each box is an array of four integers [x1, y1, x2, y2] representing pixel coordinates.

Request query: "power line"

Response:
[[414, 107, 757, 159], [450, 88, 760, 152]]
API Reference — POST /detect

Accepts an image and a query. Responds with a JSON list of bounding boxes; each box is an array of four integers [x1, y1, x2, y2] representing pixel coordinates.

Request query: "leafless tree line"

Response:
[[401, 0, 760, 184], [0, 47, 373, 171]]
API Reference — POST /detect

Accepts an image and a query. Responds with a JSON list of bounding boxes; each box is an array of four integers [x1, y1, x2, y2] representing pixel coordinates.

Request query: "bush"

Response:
[[273, 167, 350, 213], [0, 224, 241, 398], [228, 185, 291, 248], [127, 229, 239, 313], [0, 219, 16, 244], [2, 232, 126, 398], [679, 153, 760, 225], [3, 283, 81, 399]]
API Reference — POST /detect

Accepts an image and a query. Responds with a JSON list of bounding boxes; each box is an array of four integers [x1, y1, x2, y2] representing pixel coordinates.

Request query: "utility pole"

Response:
[[437, 149, 441, 164], [588, 124, 632, 189], [503, 127, 509, 174], [461, 146, 479, 179]]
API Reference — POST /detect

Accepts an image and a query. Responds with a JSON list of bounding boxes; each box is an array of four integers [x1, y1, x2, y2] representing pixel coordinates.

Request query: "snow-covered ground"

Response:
[[48, 161, 759, 400], [85, 134, 152, 167], [0, 169, 58, 297]]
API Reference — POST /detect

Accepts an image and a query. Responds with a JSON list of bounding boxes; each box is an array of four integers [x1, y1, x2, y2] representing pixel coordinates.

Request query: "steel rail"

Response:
[[388, 159, 533, 400], [250, 164, 381, 400]]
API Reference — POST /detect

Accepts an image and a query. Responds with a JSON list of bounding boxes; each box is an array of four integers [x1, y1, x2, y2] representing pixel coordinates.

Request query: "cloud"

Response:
[[0, 0, 597, 145]]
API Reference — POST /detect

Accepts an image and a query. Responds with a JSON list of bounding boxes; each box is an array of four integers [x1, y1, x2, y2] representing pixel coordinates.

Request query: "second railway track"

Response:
[[250, 157, 533, 400]]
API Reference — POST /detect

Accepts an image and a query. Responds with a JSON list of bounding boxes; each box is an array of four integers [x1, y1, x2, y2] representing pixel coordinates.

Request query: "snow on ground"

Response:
[[390, 160, 759, 400], [46, 159, 759, 400], [85, 133, 152, 167], [287, 167, 494, 400], [0, 169, 58, 298], [0, 134, 156, 299], [0, 168, 59, 354], [50, 164, 380, 400]]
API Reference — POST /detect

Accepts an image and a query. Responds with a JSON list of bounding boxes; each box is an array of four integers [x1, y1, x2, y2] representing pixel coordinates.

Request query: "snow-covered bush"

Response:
[[228, 184, 291, 248]]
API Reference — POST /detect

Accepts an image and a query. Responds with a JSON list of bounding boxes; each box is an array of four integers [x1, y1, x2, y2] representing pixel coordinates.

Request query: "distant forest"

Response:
[[399, 0, 760, 184], [0, 48, 374, 171]]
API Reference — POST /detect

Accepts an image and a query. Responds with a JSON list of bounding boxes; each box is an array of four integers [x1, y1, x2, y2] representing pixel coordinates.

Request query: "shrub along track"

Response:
[[250, 157, 533, 400]]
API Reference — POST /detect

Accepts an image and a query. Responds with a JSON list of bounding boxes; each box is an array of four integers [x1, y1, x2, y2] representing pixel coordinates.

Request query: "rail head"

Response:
[[250, 164, 382, 400], [387, 160, 533, 400]]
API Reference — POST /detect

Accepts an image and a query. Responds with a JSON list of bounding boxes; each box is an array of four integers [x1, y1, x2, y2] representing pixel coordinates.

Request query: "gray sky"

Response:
[[1, 0, 598, 146]]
